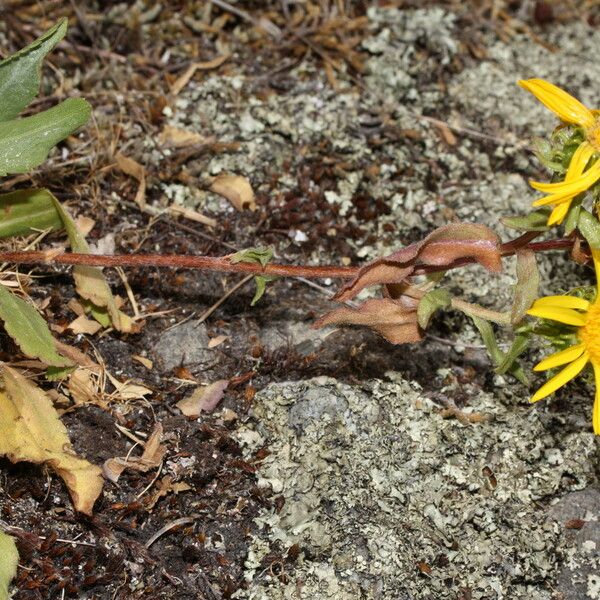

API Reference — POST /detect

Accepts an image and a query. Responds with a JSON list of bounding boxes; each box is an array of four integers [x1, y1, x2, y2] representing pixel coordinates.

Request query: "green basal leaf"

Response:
[[511, 249, 539, 325], [578, 209, 600, 249], [0, 18, 67, 122], [0, 188, 63, 238], [46, 365, 76, 381], [495, 334, 529, 376], [230, 247, 273, 267], [471, 316, 528, 384], [0, 284, 71, 367], [0, 98, 91, 176], [471, 315, 504, 365], [85, 301, 111, 328], [563, 195, 583, 236], [501, 209, 550, 232], [0, 530, 18, 600], [417, 288, 451, 329], [251, 275, 278, 306]]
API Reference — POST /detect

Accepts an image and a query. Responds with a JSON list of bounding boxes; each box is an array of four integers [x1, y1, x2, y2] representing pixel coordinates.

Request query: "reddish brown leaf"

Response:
[[336, 224, 501, 302], [314, 297, 422, 345], [176, 379, 229, 418]]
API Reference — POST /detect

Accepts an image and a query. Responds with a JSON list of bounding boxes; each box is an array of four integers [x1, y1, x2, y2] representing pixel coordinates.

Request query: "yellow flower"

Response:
[[527, 249, 600, 434], [519, 79, 600, 225]]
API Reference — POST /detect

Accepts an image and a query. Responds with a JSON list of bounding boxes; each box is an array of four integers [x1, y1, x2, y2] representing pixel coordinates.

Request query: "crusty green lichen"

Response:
[[233, 375, 597, 599]]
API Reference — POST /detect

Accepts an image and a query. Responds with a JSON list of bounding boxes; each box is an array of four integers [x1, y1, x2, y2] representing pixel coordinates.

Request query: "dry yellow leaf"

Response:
[[67, 314, 102, 335], [103, 423, 165, 483], [74, 215, 95, 236], [210, 173, 256, 211], [158, 125, 207, 147], [132, 354, 153, 370], [67, 368, 101, 405], [167, 204, 217, 228], [115, 152, 146, 208], [0, 365, 103, 515]]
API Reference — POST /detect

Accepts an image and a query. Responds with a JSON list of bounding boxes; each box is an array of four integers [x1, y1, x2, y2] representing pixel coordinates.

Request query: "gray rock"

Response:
[[547, 489, 600, 600], [150, 321, 213, 372], [234, 377, 597, 599], [260, 321, 328, 356]]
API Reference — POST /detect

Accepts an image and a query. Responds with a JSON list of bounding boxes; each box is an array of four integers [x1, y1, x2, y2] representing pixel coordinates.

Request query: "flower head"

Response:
[[519, 79, 600, 225], [527, 249, 600, 433]]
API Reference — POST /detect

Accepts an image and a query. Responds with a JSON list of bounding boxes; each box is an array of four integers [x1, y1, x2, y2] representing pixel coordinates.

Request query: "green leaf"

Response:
[[471, 316, 527, 384], [495, 334, 529, 378], [0, 98, 91, 176], [501, 209, 551, 232], [251, 275, 278, 306], [0, 18, 67, 122], [0, 188, 63, 238], [0, 284, 71, 367], [564, 195, 583, 235], [471, 316, 504, 365], [578, 209, 600, 249], [48, 193, 133, 332], [417, 289, 451, 329], [511, 249, 540, 325], [0, 530, 18, 600], [230, 247, 273, 267]]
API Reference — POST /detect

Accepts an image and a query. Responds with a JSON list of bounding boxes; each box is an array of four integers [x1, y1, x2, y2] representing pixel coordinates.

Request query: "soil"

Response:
[[1, 2, 600, 599]]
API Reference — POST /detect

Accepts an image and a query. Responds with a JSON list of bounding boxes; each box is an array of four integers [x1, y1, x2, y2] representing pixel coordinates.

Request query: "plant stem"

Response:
[[0, 235, 578, 281]]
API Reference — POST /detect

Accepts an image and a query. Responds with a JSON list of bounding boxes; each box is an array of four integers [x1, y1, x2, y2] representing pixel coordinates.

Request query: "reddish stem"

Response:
[[0, 235, 578, 280]]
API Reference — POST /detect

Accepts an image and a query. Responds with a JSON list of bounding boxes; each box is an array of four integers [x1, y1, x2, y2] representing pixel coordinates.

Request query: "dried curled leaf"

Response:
[[210, 173, 256, 211], [176, 379, 229, 418], [103, 424, 165, 483], [314, 297, 422, 345], [115, 152, 146, 208], [0, 364, 103, 515], [335, 223, 502, 302]]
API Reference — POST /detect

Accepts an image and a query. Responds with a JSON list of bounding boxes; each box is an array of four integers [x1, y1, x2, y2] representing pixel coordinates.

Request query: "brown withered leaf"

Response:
[[314, 297, 422, 345], [170, 54, 230, 96], [115, 152, 146, 209], [145, 475, 192, 510], [103, 424, 165, 483], [210, 174, 256, 211], [335, 223, 501, 302], [176, 379, 229, 418], [158, 125, 207, 148]]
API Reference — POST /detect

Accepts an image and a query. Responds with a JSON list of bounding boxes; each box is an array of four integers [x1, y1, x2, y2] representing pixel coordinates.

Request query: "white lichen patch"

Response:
[[233, 377, 597, 600]]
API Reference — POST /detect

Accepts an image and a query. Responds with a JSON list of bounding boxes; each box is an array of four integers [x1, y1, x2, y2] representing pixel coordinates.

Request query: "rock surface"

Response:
[[234, 377, 598, 599]]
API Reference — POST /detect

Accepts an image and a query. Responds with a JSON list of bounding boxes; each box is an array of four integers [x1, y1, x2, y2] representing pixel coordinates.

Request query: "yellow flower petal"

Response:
[[566, 142, 595, 179], [518, 79, 596, 128], [593, 363, 600, 434], [531, 295, 590, 311], [530, 159, 600, 193], [548, 202, 571, 225], [534, 343, 586, 371], [532, 193, 575, 208], [530, 351, 589, 402], [592, 248, 600, 285], [526, 305, 588, 326]]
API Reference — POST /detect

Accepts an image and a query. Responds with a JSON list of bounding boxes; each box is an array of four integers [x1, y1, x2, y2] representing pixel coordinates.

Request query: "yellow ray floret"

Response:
[[518, 79, 596, 128], [527, 250, 600, 433], [529, 142, 600, 225], [519, 79, 600, 225]]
